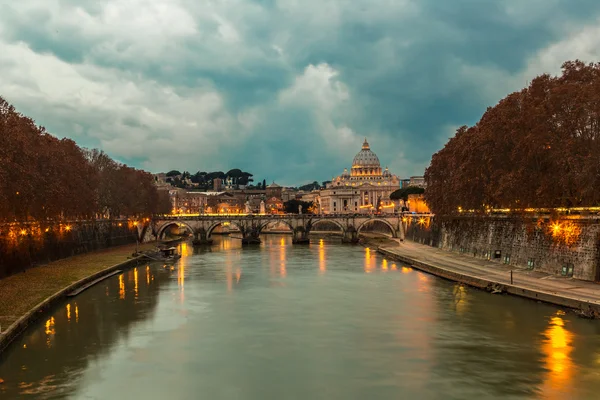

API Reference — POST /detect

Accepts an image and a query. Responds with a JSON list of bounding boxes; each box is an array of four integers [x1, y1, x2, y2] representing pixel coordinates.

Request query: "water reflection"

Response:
[[540, 311, 575, 398], [134, 267, 139, 299], [364, 247, 375, 273], [279, 237, 286, 277], [119, 274, 125, 299], [452, 284, 467, 316], [318, 239, 326, 274], [1, 236, 600, 400]]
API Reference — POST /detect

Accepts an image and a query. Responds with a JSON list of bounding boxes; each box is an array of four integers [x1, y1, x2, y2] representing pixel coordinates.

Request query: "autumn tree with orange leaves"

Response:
[[425, 60, 600, 215], [0, 97, 170, 222]]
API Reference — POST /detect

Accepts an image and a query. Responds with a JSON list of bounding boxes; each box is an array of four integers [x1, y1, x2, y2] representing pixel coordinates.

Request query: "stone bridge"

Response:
[[143, 214, 413, 245]]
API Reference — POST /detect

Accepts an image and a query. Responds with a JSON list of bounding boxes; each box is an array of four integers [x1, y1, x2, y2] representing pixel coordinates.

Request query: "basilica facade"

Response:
[[319, 139, 400, 214]]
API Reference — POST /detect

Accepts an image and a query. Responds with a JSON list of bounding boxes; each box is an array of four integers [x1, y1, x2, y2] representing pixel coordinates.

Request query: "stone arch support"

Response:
[[310, 219, 347, 235], [156, 221, 195, 239], [356, 218, 398, 238]]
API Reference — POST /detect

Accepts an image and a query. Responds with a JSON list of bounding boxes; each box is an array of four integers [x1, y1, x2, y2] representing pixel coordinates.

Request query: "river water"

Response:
[[1, 235, 600, 399]]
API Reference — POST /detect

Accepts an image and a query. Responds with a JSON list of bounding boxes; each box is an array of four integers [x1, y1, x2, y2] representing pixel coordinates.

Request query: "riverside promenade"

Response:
[[378, 240, 600, 315]]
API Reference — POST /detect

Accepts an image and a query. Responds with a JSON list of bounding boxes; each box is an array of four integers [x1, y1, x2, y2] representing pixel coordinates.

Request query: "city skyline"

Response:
[[1, 1, 600, 184]]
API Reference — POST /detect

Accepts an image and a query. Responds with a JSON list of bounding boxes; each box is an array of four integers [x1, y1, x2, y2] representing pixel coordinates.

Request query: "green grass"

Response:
[[0, 242, 155, 330]]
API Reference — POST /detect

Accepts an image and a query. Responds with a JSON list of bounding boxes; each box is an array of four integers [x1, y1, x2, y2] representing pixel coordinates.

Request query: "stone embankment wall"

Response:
[[405, 215, 600, 281], [0, 221, 138, 278]]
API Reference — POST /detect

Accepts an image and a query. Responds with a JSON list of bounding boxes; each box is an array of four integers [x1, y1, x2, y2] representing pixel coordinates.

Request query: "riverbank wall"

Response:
[[404, 215, 600, 282], [377, 246, 600, 315], [0, 256, 143, 354], [0, 221, 139, 279]]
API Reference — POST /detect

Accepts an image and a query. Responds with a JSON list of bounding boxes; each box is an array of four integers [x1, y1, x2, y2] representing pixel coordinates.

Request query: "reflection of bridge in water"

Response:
[[145, 214, 429, 245]]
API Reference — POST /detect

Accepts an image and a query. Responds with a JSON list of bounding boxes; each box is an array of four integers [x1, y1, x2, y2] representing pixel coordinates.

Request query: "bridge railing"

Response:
[[153, 212, 434, 220]]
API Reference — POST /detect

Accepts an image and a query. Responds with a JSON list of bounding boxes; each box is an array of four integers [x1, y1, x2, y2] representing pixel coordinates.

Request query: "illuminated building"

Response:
[[319, 138, 401, 214]]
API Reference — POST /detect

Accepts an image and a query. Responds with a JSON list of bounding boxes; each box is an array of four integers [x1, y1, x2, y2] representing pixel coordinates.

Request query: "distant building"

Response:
[[319, 138, 400, 214], [213, 178, 223, 191], [407, 193, 430, 213], [266, 197, 284, 214], [281, 188, 297, 202], [266, 182, 283, 199], [409, 176, 426, 188], [205, 192, 242, 214]]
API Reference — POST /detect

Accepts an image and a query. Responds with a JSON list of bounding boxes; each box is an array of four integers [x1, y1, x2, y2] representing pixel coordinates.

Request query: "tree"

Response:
[[299, 181, 320, 191], [262, 179, 266, 190], [424, 60, 600, 215], [390, 186, 425, 201], [284, 200, 314, 214], [166, 170, 181, 177], [0, 96, 167, 221]]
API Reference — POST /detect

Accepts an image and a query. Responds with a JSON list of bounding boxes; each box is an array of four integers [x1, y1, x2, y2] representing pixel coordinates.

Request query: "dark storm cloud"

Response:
[[1, 0, 600, 185]]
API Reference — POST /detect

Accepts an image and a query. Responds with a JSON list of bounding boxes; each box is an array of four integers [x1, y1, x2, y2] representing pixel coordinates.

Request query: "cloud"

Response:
[[1, 0, 600, 185]]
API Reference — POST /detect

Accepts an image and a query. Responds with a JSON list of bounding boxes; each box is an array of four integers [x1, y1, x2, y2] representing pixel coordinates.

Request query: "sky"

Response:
[[1, 0, 600, 186]]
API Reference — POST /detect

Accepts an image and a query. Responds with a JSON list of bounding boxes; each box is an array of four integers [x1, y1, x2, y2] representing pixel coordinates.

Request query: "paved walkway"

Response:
[[379, 240, 600, 308]]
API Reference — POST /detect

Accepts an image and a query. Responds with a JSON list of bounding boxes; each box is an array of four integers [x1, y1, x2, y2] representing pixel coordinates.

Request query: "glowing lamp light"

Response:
[[20, 229, 27, 236], [65, 225, 72, 231]]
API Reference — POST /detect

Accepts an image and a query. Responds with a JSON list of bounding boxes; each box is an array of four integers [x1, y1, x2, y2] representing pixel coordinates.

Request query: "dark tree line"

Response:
[[390, 186, 425, 201], [166, 169, 256, 189], [0, 96, 170, 222], [283, 200, 314, 214], [425, 60, 600, 215]]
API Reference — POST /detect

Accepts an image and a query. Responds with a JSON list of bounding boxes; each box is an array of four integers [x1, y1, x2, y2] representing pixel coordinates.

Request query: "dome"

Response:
[[352, 138, 381, 168]]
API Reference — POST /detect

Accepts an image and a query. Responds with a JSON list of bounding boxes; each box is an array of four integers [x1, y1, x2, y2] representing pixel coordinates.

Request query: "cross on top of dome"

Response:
[[362, 138, 370, 150]]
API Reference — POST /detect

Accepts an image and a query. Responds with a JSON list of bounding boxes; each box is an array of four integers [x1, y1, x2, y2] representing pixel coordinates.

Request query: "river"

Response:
[[1, 235, 600, 399]]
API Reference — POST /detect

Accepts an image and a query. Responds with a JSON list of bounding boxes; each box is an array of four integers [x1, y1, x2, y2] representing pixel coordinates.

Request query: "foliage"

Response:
[[284, 200, 314, 214], [0, 96, 165, 221], [166, 170, 181, 177], [390, 186, 425, 201], [425, 60, 600, 215], [299, 181, 320, 191]]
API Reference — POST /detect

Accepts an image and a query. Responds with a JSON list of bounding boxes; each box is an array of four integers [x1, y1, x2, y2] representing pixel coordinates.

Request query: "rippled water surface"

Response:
[[1, 235, 600, 399]]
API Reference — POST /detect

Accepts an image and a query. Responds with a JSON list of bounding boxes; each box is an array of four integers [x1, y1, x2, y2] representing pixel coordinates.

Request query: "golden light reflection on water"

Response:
[[280, 238, 286, 277], [452, 284, 467, 315], [146, 265, 150, 286], [119, 274, 125, 300], [417, 273, 430, 292], [319, 239, 326, 274], [75, 304, 79, 322], [178, 244, 187, 302], [44, 317, 55, 336], [66, 304, 71, 321], [134, 268, 139, 299], [364, 248, 375, 273], [382, 259, 389, 271], [540, 311, 575, 398], [401, 266, 412, 274]]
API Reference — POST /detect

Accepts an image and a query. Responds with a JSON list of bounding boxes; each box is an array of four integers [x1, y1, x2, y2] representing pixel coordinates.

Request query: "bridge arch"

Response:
[[206, 220, 245, 238], [157, 221, 194, 239], [310, 219, 346, 235], [356, 218, 397, 238], [259, 219, 294, 233]]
